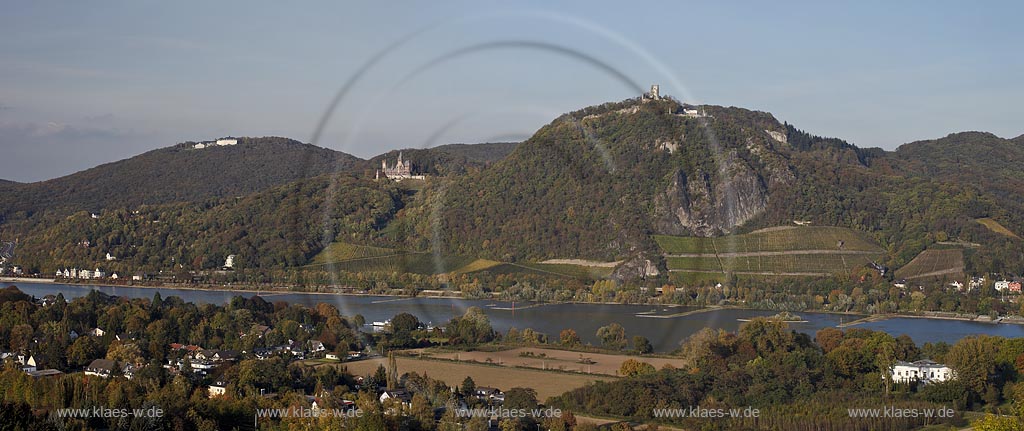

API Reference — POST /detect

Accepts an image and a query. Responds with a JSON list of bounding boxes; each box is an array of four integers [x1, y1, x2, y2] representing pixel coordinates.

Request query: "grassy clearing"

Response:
[[450, 258, 503, 274], [668, 271, 727, 285], [315, 252, 477, 275], [977, 218, 1021, 239], [455, 262, 612, 280], [655, 226, 882, 254], [894, 249, 966, 280], [517, 262, 615, 279], [311, 243, 615, 280]]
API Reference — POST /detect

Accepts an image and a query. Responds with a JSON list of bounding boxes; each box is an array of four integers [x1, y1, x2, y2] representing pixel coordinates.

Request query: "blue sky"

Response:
[[1, 1, 1022, 182]]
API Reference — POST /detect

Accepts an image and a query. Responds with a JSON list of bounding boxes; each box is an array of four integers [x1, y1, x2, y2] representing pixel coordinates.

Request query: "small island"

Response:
[[739, 311, 808, 323]]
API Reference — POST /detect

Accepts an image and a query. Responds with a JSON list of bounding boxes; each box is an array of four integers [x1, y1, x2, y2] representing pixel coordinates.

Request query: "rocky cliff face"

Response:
[[654, 128, 793, 237], [655, 153, 769, 236]]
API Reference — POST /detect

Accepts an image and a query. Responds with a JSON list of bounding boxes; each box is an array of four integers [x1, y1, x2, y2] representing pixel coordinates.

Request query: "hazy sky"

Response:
[[1, 1, 1022, 182]]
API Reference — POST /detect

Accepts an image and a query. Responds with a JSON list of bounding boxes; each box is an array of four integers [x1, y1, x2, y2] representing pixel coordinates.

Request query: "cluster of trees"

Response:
[[552, 317, 1024, 430]]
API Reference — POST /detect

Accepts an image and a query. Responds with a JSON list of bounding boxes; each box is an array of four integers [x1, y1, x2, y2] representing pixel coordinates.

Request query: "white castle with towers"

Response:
[[376, 152, 425, 181]]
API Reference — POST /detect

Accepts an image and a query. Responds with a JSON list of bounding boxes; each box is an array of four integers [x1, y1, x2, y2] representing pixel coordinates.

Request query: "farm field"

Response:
[[331, 355, 613, 400], [894, 248, 966, 280], [421, 346, 686, 376], [655, 226, 882, 254]]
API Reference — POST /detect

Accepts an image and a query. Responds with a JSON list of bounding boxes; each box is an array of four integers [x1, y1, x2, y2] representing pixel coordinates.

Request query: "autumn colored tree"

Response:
[[619, 359, 656, 377], [559, 329, 581, 347]]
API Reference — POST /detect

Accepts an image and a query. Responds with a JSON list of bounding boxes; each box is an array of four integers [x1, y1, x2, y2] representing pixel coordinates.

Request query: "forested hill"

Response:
[[398, 98, 800, 263], [8, 174, 404, 274], [0, 137, 361, 220], [391, 97, 1023, 273], [893, 131, 1024, 234], [367, 142, 519, 176]]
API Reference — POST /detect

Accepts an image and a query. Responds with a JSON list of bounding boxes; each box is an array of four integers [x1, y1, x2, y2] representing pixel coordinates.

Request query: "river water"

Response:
[[10, 282, 1024, 352]]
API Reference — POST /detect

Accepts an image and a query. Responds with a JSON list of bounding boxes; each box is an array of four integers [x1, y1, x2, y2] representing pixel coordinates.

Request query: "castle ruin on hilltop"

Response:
[[376, 152, 425, 181], [642, 84, 661, 101], [642, 84, 710, 118]]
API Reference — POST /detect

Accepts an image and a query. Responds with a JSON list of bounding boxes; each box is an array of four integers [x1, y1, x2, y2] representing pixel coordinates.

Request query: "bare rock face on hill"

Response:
[[656, 152, 772, 237]]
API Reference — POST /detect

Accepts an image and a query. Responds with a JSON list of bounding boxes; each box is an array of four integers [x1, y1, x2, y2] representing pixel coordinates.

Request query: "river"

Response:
[[9, 281, 1024, 352]]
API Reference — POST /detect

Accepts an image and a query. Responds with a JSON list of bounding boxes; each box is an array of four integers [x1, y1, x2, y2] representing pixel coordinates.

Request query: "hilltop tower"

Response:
[[642, 84, 661, 101]]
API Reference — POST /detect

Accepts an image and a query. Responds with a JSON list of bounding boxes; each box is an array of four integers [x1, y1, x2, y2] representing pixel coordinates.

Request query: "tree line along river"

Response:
[[10, 281, 1024, 353]]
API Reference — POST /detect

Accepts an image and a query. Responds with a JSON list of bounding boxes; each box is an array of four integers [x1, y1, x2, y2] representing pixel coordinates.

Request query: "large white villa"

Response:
[[891, 359, 955, 384]]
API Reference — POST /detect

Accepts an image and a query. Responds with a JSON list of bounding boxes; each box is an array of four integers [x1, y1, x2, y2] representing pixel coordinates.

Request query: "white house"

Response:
[[996, 280, 1012, 292], [208, 382, 228, 398], [79, 269, 93, 279], [22, 355, 40, 373], [93, 268, 106, 279], [105, 253, 116, 261], [216, 138, 237, 146], [379, 390, 412, 408], [325, 353, 341, 361], [89, 327, 106, 337], [224, 254, 236, 269], [85, 359, 116, 378], [891, 360, 954, 384]]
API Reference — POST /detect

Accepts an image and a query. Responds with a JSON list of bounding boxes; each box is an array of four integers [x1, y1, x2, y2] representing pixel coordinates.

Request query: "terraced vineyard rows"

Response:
[[655, 226, 881, 254], [894, 249, 966, 280], [657, 226, 885, 279]]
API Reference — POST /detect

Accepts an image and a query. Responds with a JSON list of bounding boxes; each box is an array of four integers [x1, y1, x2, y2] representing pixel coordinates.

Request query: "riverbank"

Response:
[[6, 278, 1024, 329], [0, 277, 467, 299], [838, 312, 1011, 327]]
